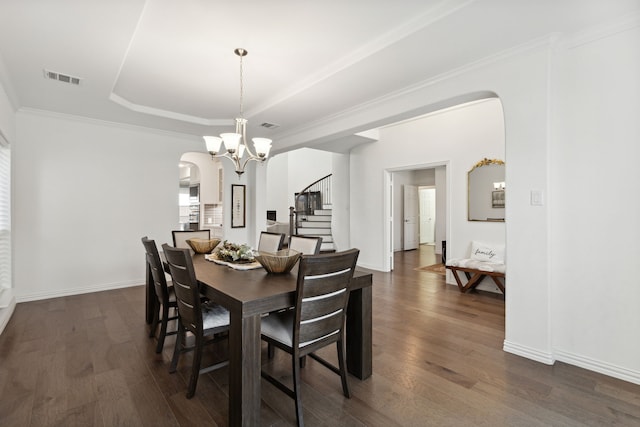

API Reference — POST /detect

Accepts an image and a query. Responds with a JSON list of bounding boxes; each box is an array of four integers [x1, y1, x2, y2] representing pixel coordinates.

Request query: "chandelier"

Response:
[[203, 48, 272, 176]]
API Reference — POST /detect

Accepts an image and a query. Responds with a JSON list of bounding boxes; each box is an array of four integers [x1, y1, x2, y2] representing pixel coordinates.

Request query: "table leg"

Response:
[[346, 286, 372, 380], [228, 310, 261, 426]]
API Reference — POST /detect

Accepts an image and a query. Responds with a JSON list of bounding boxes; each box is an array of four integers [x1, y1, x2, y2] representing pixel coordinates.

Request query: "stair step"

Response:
[[296, 231, 332, 240], [299, 221, 331, 228], [314, 209, 332, 215], [320, 242, 335, 252], [296, 227, 331, 234], [303, 215, 332, 222]]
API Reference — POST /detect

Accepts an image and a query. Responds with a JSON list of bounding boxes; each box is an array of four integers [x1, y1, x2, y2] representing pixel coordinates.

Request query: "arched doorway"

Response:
[[178, 152, 224, 239]]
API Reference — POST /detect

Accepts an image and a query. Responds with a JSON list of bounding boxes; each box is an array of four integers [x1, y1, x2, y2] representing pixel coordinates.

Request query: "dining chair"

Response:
[[260, 248, 360, 427], [288, 235, 322, 255], [141, 236, 179, 353], [171, 229, 211, 254], [162, 244, 230, 399], [258, 231, 285, 253]]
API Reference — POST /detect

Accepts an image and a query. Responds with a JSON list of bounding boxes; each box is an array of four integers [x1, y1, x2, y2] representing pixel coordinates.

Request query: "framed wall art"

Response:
[[231, 184, 246, 228]]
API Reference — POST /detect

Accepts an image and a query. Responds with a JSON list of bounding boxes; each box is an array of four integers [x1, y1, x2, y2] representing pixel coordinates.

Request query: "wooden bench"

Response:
[[445, 241, 505, 294], [446, 263, 505, 294]]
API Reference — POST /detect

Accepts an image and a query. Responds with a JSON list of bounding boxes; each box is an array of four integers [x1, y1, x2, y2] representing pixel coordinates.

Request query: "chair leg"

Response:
[[155, 304, 169, 353], [169, 321, 183, 374], [186, 333, 203, 399], [336, 340, 350, 398], [149, 300, 160, 338], [292, 354, 304, 427], [267, 342, 274, 359]]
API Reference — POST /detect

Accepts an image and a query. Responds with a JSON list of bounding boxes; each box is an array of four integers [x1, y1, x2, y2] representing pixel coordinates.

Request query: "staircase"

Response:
[[296, 207, 335, 252], [289, 174, 335, 252]]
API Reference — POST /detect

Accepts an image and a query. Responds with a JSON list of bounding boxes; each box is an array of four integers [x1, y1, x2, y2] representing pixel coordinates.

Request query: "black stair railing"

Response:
[[289, 174, 332, 240]]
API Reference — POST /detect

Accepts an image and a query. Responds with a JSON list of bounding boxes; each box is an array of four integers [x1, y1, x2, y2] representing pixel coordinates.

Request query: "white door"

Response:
[[403, 185, 419, 250], [419, 187, 436, 244]]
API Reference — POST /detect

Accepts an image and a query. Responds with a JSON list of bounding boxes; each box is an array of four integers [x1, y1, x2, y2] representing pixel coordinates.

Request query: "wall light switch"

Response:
[[530, 190, 544, 206]]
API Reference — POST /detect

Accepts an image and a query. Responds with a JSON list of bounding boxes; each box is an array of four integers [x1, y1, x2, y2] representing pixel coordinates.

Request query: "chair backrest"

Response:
[[141, 236, 170, 305], [289, 235, 322, 255], [258, 231, 285, 253], [172, 230, 211, 253], [294, 249, 359, 352], [162, 244, 202, 335]]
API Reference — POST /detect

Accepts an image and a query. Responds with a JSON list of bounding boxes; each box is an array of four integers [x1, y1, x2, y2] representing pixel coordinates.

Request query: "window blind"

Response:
[[0, 136, 10, 290]]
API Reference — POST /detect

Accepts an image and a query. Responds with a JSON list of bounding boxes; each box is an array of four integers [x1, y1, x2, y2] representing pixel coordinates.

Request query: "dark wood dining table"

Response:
[[146, 253, 373, 427]]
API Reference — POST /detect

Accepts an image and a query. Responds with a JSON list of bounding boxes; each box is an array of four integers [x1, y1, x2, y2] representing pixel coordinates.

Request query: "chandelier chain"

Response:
[[239, 51, 244, 118]]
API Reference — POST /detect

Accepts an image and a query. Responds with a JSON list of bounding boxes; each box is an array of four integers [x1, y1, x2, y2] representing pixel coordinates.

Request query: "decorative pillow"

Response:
[[186, 238, 221, 254], [470, 241, 505, 264]]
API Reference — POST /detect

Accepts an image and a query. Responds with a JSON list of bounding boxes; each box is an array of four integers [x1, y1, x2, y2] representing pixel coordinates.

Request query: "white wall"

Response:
[[265, 153, 289, 222], [13, 110, 203, 300], [550, 24, 640, 381], [329, 152, 350, 251]]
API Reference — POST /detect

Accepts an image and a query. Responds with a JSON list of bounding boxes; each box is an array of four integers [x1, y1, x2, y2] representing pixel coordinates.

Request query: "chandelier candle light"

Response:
[[204, 48, 272, 177]]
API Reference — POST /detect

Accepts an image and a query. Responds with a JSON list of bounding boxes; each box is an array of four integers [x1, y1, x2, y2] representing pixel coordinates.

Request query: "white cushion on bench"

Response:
[[446, 258, 506, 274], [470, 241, 505, 263]]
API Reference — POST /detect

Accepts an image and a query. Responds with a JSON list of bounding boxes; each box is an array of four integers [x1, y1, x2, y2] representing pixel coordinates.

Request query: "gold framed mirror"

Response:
[[468, 158, 505, 222]]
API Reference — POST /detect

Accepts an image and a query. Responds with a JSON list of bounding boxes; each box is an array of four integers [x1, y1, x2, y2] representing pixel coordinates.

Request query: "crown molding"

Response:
[[274, 34, 557, 146], [17, 107, 201, 141], [109, 93, 233, 127], [561, 10, 640, 50]]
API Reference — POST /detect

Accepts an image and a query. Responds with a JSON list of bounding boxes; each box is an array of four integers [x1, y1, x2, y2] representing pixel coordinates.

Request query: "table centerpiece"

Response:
[[205, 241, 263, 270], [214, 241, 255, 263]]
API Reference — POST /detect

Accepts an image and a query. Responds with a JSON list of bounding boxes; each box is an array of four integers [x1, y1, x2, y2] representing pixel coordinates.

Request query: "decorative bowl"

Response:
[[186, 238, 221, 254], [254, 249, 301, 274]]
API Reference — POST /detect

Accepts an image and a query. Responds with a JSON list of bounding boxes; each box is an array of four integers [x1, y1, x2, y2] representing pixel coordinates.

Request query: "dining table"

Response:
[[145, 252, 373, 427]]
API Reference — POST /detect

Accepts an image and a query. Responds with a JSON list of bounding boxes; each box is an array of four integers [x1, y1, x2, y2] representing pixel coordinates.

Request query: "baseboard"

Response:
[[504, 341, 640, 386], [554, 349, 640, 386], [503, 340, 556, 365], [357, 261, 385, 272], [15, 279, 144, 303]]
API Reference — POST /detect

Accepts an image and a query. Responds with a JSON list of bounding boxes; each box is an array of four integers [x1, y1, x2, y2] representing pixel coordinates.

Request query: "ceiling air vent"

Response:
[[43, 69, 82, 86], [260, 122, 280, 129]]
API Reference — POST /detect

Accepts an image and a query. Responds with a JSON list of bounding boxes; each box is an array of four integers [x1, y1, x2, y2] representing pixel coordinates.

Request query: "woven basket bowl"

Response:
[[254, 249, 301, 274], [186, 238, 221, 254]]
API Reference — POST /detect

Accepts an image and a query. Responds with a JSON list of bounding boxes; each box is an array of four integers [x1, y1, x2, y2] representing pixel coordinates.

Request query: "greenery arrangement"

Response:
[[214, 241, 255, 263]]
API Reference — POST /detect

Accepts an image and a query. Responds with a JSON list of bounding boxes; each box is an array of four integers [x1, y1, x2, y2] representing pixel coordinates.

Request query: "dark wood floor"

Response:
[[2, 245, 640, 426]]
